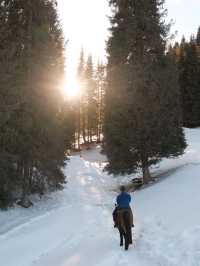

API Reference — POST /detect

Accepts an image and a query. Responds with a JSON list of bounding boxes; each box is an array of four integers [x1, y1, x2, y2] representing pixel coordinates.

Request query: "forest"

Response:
[[0, 0, 200, 209], [1, 0, 200, 265]]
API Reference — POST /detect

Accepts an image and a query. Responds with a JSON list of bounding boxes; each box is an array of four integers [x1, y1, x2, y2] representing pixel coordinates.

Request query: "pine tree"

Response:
[[0, 0, 73, 207], [196, 26, 200, 46], [85, 55, 98, 142], [96, 62, 106, 142], [0, 0, 27, 207], [180, 36, 186, 48], [104, 0, 186, 183], [77, 48, 87, 144]]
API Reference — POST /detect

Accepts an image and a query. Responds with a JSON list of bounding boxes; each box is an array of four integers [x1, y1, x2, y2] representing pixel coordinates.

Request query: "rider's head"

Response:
[[120, 185, 126, 192]]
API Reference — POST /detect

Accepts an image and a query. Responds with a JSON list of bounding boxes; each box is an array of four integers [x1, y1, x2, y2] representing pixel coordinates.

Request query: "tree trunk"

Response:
[[142, 164, 151, 184], [77, 131, 80, 150], [22, 162, 29, 200], [82, 115, 86, 143], [90, 129, 92, 143], [141, 155, 151, 184], [76, 102, 81, 150], [20, 161, 33, 208], [97, 79, 101, 142], [88, 115, 90, 143]]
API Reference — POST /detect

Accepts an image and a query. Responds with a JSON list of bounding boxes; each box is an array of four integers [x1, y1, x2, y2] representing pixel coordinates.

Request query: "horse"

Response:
[[115, 208, 133, 250]]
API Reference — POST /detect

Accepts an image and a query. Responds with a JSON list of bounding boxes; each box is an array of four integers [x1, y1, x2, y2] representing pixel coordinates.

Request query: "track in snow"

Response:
[[1, 129, 200, 266]]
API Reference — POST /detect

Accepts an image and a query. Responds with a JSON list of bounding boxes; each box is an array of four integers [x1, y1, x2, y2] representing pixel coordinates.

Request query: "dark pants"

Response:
[[112, 207, 118, 224]]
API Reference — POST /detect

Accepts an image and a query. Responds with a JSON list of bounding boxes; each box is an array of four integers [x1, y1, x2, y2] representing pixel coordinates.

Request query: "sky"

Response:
[[167, 0, 200, 41], [57, 0, 200, 81], [57, 0, 110, 80]]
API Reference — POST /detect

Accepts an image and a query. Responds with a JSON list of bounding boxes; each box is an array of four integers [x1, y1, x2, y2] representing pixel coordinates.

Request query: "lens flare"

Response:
[[62, 77, 81, 99]]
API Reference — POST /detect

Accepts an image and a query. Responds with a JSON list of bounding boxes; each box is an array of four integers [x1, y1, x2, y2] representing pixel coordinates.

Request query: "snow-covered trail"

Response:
[[1, 129, 200, 266], [29, 157, 133, 266], [1, 155, 138, 266]]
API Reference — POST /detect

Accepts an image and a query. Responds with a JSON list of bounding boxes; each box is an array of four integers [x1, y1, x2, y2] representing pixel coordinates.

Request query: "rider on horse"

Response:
[[113, 185, 134, 228]]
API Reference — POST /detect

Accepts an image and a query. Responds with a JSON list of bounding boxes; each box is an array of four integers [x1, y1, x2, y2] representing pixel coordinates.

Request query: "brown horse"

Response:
[[116, 208, 133, 250]]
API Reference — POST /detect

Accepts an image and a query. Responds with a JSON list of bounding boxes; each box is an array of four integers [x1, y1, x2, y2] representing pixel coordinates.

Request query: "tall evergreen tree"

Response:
[[77, 48, 87, 144], [104, 0, 186, 183], [0, 0, 73, 208], [196, 26, 200, 46], [96, 62, 106, 142], [180, 36, 186, 48], [85, 55, 98, 142]]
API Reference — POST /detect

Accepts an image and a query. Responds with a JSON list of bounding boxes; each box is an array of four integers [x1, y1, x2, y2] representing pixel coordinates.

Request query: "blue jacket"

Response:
[[116, 192, 131, 209]]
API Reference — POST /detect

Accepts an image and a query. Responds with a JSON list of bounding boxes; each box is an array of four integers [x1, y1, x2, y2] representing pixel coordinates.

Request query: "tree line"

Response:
[[71, 49, 106, 150], [1, 0, 198, 209], [169, 27, 200, 128], [0, 0, 74, 208]]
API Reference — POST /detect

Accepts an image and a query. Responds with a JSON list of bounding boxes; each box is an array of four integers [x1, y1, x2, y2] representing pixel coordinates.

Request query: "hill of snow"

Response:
[[0, 128, 200, 266]]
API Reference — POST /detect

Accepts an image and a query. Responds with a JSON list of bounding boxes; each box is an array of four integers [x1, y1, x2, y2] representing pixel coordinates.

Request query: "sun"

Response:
[[63, 77, 81, 99]]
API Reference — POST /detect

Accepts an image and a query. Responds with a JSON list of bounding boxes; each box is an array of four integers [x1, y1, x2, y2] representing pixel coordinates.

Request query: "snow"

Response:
[[1, 128, 200, 266]]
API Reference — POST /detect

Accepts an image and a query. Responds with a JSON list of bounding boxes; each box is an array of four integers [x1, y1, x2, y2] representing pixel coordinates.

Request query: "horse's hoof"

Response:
[[120, 243, 123, 246]]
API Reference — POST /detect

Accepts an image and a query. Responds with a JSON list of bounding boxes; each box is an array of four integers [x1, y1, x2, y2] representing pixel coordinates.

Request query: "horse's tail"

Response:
[[123, 210, 132, 244], [123, 211, 130, 232]]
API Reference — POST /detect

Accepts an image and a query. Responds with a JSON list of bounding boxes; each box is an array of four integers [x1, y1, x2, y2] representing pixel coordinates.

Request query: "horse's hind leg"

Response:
[[124, 234, 129, 250], [123, 211, 131, 250], [120, 230, 123, 246], [128, 228, 132, 244]]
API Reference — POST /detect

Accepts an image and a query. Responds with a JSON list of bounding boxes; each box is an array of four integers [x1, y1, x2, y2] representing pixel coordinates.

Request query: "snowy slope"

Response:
[[0, 128, 200, 266]]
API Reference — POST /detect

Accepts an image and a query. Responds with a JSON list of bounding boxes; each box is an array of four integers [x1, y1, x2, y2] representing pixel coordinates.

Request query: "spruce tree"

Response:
[[85, 55, 98, 142], [104, 0, 186, 183], [196, 26, 200, 46], [0, 0, 73, 207], [96, 62, 106, 142], [0, 0, 27, 207], [77, 48, 87, 144], [180, 36, 186, 49]]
